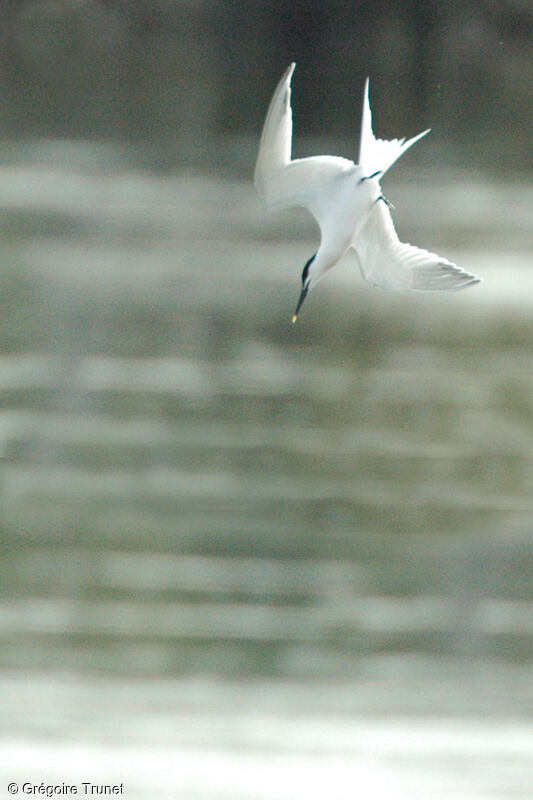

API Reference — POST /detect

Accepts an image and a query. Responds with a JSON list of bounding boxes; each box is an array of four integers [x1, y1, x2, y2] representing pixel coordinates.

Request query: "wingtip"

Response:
[[279, 62, 296, 90]]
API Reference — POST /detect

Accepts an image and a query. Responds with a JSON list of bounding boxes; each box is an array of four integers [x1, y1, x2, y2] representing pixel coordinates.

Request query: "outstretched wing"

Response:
[[354, 200, 480, 292], [254, 64, 353, 220], [255, 63, 296, 189], [359, 78, 430, 178]]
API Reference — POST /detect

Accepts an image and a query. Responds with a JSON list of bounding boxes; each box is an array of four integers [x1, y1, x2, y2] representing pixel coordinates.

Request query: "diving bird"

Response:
[[254, 64, 480, 322]]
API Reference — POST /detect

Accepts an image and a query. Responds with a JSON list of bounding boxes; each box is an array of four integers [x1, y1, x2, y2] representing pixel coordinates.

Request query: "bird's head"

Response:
[[292, 254, 316, 323]]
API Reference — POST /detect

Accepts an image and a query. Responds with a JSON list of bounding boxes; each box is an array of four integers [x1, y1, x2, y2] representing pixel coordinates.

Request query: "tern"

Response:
[[254, 64, 480, 322]]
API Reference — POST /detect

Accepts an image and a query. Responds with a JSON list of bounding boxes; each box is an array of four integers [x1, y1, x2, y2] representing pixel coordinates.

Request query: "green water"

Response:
[[0, 143, 531, 798]]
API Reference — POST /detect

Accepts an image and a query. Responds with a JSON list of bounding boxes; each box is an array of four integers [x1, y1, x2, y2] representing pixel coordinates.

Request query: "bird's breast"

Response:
[[332, 174, 379, 241]]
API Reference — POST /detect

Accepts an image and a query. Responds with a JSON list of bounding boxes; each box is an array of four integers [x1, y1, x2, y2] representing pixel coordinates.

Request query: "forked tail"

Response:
[[358, 78, 430, 178]]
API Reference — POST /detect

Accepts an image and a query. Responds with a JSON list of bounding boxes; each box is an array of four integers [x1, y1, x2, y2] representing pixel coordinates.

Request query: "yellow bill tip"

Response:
[[292, 314, 298, 324]]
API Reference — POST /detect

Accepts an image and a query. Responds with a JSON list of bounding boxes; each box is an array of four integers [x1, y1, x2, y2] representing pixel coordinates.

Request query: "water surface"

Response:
[[0, 143, 531, 798]]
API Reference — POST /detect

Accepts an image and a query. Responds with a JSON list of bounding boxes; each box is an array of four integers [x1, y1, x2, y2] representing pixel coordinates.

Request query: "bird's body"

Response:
[[254, 64, 480, 320]]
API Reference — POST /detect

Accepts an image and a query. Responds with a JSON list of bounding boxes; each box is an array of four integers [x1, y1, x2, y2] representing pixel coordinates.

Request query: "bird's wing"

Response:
[[256, 155, 354, 219], [354, 200, 480, 292], [254, 64, 353, 219], [359, 78, 430, 178], [255, 63, 296, 186]]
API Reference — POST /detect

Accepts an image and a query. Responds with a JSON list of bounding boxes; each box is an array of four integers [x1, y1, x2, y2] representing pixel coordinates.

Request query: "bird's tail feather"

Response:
[[359, 78, 429, 178]]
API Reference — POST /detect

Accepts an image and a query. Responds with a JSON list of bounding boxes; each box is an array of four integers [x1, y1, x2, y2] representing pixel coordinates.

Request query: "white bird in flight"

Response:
[[254, 64, 480, 322]]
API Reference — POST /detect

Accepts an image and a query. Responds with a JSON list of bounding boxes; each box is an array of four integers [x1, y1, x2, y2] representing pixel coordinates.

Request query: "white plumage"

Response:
[[254, 64, 480, 320]]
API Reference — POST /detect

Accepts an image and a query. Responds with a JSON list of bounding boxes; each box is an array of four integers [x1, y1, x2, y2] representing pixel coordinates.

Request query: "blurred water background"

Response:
[[0, 2, 532, 798]]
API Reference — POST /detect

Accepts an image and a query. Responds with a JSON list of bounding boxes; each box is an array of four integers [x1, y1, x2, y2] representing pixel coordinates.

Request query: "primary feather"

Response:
[[354, 200, 480, 292], [254, 63, 353, 217]]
